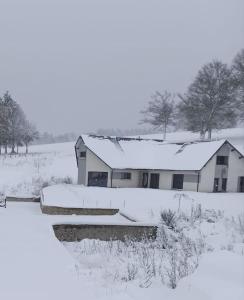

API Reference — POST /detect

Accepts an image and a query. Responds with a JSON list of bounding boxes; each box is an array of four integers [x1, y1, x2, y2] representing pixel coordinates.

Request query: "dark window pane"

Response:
[[88, 172, 108, 187], [216, 156, 228, 165], [150, 173, 160, 189], [142, 173, 148, 188], [80, 151, 86, 158], [172, 174, 184, 189], [222, 178, 227, 192], [113, 172, 131, 180]]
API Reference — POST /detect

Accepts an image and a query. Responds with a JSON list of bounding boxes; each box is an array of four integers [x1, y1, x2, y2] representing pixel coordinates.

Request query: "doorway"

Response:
[[172, 174, 184, 190], [238, 176, 244, 192], [150, 173, 160, 189]]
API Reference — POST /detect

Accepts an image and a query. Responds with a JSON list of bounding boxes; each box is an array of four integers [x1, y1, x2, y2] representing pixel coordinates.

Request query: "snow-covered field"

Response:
[[0, 127, 243, 299], [0, 127, 243, 197]]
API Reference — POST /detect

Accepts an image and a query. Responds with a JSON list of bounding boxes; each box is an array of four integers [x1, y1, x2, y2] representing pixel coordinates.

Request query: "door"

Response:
[[213, 178, 219, 192], [88, 172, 108, 187], [172, 174, 184, 190], [238, 177, 244, 192], [150, 173, 160, 189], [142, 172, 149, 188], [221, 178, 227, 192]]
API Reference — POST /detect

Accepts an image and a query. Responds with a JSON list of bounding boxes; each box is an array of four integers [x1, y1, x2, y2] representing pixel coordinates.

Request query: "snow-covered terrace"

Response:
[[42, 184, 244, 222]]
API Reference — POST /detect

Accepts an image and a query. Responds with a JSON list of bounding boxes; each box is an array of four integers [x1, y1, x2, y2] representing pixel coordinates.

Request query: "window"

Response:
[[88, 172, 108, 187], [80, 151, 86, 158], [172, 174, 184, 190], [113, 172, 131, 180], [216, 156, 228, 166], [142, 172, 149, 188]]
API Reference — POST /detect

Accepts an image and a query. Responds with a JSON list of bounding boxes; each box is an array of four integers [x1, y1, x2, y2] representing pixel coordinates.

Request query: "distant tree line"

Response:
[[33, 132, 77, 145], [141, 48, 244, 139], [0, 91, 39, 154]]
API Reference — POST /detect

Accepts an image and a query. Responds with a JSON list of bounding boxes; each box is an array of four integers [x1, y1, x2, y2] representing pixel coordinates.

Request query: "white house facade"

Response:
[[75, 135, 244, 193]]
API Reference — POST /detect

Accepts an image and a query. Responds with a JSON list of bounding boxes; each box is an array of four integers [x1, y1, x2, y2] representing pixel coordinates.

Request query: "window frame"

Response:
[[113, 172, 131, 180], [172, 174, 184, 190], [79, 151, 86, 158], [216, 156, 228, 166]]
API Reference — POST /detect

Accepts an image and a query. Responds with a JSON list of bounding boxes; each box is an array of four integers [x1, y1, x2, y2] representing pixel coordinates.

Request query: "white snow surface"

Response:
[[82, 135, 231, 170], [0, 127, 243, 299], [42, 184, 244, 221]]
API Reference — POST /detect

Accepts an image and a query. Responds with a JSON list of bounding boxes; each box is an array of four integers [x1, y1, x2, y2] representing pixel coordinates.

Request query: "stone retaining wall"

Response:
[[53, 224, 157, 242], [41, 204, 119, 215], [6, 196, 40, 202]]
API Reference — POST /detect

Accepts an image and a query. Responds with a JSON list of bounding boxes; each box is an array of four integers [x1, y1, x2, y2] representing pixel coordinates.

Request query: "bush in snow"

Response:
[[160, 209, 177, 230], [63, 225, 205, 290]]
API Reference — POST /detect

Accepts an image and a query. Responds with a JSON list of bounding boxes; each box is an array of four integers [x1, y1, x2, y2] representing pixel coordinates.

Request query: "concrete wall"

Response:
[[53, 224, 158, 242], [41, 204, 119, 215]]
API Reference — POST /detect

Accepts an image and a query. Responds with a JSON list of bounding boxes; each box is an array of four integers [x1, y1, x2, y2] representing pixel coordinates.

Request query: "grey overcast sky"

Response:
[[0, 0, 243, 134]]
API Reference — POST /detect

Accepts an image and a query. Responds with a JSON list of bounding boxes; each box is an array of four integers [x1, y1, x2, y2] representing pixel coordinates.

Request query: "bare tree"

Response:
[[232, 49, 244, 120], [22, 121, 39, 153], [178, 60, 238, 139], [140, 91, 175, 139]]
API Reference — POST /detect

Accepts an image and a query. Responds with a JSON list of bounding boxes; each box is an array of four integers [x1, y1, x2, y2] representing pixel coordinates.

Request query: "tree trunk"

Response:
[[207, 128, 212, 140], [25, 143, 28, 154], [4, 145, 7, 154], [200, 130, 205, 140], [163, 123, 167, 140], [0, 145, 1, 155], [11, 144, 16, 154]]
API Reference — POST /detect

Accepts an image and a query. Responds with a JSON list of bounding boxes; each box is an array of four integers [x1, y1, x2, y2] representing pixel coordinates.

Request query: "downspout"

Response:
[[197, 171, 200, 192], [111, 169, 113, 188]]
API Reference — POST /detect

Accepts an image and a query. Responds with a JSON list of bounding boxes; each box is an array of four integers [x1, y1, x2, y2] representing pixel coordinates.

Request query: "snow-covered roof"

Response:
[[77, 135, 239, 171]]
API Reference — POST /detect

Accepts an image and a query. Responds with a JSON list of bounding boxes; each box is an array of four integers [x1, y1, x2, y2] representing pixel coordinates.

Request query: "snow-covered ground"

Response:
[[42, 184, 244, 220], [0, 127, 243, 299], [1, 200, 244, 300], [0, 141, 76, 196]]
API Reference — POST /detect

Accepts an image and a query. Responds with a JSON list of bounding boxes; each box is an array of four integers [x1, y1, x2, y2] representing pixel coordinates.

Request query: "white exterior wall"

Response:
[[227, 149, 244, 192], [158, 171, 172, 189], [112, 170, 140, 188], [85, 149, 112, 187], [199, 143, 244, 192], [158, 170, 198, 191], [198, 156, 216, 192]]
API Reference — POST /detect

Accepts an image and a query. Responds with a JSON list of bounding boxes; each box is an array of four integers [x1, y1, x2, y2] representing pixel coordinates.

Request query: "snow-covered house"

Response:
[[75, 135, 244, 193]]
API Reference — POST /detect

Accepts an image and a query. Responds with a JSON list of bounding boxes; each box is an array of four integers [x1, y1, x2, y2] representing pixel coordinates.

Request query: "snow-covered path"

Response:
[[0, 202, 84, 300]]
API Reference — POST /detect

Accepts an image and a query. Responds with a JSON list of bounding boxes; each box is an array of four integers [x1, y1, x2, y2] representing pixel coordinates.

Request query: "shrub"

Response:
[[160, 209, 177, 230]]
